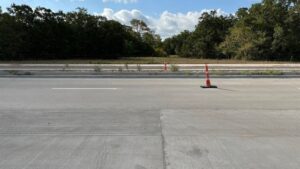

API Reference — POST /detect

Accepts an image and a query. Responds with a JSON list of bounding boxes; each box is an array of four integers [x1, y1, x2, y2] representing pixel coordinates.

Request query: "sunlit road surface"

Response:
[[0, 78, 300, 169]]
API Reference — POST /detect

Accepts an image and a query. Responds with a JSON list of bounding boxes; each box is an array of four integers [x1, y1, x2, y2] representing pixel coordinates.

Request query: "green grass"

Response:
[[0, 56, 297, 64], [170, 64, 180, 72], [239, 70, 285, 75], [210, 69, 285, 75], [6, 70, 33, 75]]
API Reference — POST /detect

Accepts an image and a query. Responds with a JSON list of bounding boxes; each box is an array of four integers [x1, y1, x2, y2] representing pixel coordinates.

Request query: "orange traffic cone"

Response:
[[201, 64, 217, 88]]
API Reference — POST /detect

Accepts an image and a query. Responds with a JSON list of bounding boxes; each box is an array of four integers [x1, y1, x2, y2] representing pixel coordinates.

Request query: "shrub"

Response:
[[170, 64, 179, 72], [118, 67, 123, 72], [154, 48, 168, 57], [94, 66, 102, 72], [137, 64, 142, 72], [124, 64, 129, 71]]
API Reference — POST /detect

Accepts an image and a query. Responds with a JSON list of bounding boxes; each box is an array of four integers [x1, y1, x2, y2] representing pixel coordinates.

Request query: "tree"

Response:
[[164, 11, 235, 58], [286, 0, 300, 60], [2, 1, 300, 61], [0, 4, 159, 60], [191, 11, 235, 58], [164, 0, 300, 61], [8, 4, 34, 26], [129, 19, 163, 56], [142, 32, 161, 48], [163, 30, 192, 56], [218, 0, 300, 61], [219, 26, 261, 60], [130, 19, 150, 34]]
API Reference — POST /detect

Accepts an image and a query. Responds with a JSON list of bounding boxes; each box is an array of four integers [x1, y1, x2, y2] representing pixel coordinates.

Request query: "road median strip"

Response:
[[1, 64, 300, 78]]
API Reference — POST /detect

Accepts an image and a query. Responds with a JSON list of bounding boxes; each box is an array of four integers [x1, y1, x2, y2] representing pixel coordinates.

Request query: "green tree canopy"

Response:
[[0, 4, 160, 60], [163, 0, 300, 61], [163, 11, 235, 59]]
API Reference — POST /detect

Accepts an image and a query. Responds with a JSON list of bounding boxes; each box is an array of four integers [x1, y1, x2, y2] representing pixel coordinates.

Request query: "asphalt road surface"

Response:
[[0, 78, 300, 169]]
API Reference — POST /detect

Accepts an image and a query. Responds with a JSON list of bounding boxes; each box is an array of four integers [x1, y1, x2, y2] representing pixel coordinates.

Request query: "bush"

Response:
[[154, 48, 168, 57], [124, 64, 129, 70], [94, 66, 102, 72], [137, 64, 142, 72], [0, 5, 162, 60], [118, 67, 123, 72], [170, 64, 179, 72]]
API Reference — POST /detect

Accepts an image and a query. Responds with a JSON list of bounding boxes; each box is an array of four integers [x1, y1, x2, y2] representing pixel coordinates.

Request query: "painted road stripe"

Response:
[[52, 88, 118, 90]]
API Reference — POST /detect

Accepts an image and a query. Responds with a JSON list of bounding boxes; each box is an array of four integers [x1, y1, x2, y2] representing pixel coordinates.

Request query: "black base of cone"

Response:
[[201, 85, 218, 89]]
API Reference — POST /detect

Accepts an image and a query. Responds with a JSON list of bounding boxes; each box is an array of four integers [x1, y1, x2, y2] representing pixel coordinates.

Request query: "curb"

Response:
[[1, 73, 300, 79]]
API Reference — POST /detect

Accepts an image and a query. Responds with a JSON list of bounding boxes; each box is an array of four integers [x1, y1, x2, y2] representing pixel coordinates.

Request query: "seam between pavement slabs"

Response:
[[0, 133, 161, 136]]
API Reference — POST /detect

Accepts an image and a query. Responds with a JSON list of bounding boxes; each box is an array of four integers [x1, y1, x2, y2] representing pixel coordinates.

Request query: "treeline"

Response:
[[163, 0, 300, 61], [1, 0, 300, 61], [0, 4, 163, 60]]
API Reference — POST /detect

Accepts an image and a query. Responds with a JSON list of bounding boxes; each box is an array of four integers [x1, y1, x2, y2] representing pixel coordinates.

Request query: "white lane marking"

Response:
[[52, 88, 118, 90]]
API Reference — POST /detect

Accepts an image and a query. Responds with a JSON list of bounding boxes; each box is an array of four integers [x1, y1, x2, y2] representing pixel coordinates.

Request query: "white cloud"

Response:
[[99, 8, 227, 39], [102, 0, 138, 4]]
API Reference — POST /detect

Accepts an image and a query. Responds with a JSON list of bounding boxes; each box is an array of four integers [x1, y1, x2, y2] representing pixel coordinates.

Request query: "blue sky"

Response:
[[0, 0, 261, 38], [0, 0, 259, 15]]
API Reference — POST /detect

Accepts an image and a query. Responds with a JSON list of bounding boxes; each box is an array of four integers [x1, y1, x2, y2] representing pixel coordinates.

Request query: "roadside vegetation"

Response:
[[164, 0, 300, 61], [0, 5, 163, 60], [0, 56, 295, 64], [163, 0, 300, 61], [0, 0, 299, 62]]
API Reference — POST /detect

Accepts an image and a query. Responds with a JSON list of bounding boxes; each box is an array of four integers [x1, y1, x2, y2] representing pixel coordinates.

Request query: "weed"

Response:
[[137, 64, 142, 72], [6, 70, 32, 75], [170, 64, 179, 72], [240, 70, 284, 75], [124, 64, 129, 71], [24, 72, 32, 75], [184, 70, 193, 75], [210, 69, 225, 75], [7, 70, 20, 75], [118, 67, 123, 72], [94, 66, 102, 72], [62, 64, 69, 71]]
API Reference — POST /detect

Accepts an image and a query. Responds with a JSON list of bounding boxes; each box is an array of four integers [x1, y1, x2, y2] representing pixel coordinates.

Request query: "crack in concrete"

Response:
[[159, 111, 167, 169]]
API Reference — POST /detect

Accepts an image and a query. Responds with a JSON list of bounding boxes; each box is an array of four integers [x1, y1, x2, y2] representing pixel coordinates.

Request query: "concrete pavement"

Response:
[[0, 78, 300, 169]]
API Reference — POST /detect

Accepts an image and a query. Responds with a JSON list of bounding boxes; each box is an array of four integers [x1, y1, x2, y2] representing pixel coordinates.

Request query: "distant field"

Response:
[[0, 56, 296, 64]]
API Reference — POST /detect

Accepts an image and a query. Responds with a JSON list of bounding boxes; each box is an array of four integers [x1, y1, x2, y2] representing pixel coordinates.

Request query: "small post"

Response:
[[164, 62, 167, 71]]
